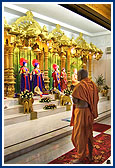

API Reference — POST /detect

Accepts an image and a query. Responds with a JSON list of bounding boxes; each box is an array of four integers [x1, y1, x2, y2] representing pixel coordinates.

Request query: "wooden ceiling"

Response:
[[60, 4, 111, 30]]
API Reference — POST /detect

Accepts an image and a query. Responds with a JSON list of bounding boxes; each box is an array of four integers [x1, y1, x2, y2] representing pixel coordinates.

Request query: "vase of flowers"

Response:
[[19, 90, 34, 113], [101, 85, 110, 97], [64, 88, 72, 96]]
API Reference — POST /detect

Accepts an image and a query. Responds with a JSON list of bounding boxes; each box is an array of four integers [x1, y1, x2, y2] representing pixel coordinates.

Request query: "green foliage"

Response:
[[103, 85, 110, 90], [95, 74, 105, 86]]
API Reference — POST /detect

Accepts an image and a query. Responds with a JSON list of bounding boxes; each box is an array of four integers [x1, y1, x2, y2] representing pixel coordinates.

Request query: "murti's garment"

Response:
[[20, 66, 30, 92], [60, 71, 67, 92], [52, 70, 61, 91], [70, 77, 99, 159], [32, 68, 44, 92]]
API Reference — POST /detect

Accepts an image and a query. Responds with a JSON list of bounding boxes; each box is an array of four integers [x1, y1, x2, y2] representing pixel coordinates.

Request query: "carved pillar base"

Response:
[[4, 45, 9, 97], [7, 46, 15, 97], [44, 71, 49, 90], [4, 69, 9, 97], [8, 68, 15, 97], [7, 82, 15, 97], [4, 83, 8, 97]]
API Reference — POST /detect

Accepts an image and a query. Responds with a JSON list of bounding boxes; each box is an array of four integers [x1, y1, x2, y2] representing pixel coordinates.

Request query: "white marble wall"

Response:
[[4, 7, 111, 87], [91, 34, 111, 87]]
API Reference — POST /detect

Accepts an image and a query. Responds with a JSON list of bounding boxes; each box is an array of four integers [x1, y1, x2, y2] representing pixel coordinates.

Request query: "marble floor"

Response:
[[5, 116, 112, 165]]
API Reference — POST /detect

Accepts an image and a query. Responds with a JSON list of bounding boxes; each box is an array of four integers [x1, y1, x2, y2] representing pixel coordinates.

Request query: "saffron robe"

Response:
[[20, 67, 30, 92], [32, 68, 44, 92], [60, 71, 67, 92], [70, 77, 99, 159], [52, 70, 61, 91]]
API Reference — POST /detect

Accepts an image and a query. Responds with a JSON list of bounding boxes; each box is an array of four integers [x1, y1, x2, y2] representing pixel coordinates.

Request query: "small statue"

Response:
[[60, 68, 67, 92], [60, 95, 72, 106], [19, 58, 30, 92], [52, 64, 61, 91], [32, 59, 45, 93], [22, 99, 29, 114], [20, 90, 34, 113], [28, 97, 34, 112], [71, 68, 78, 90]]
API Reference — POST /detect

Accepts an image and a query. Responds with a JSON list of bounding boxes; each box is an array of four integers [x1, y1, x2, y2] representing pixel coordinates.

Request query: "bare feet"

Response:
[[70, 159, 83, 164], [88, 155, 93, 162]]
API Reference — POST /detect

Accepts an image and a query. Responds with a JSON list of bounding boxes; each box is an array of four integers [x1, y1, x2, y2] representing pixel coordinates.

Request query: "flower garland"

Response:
[[20, 90, 33, 100], [43, 104, 57, 110], [39, 97, 51, 103], [64, 88, 72, 96]]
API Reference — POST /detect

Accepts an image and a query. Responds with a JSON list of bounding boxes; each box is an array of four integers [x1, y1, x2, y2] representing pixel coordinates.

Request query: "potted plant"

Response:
[[101, 85, 110, 97], [95, 74, 105, 92]]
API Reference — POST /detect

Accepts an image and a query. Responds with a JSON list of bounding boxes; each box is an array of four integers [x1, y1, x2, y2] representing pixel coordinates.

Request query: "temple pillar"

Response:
[[4, 45, 9, 97], [61, 53, 66, 70], [44, 52, 49, 90], [39, 51, 44, 73], [82, 56, 87, 70], [67, 49, 71, 87], [7, 46, 15, 97], [88, 54, 92, 79], [36, 52, 40, 62]]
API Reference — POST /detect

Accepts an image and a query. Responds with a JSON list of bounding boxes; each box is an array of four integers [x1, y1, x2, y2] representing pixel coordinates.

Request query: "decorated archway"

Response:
[[4, 11, 103, 97]]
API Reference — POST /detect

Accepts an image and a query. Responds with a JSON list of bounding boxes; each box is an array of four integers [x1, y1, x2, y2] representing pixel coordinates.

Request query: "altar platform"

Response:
[[4, 95, 111, 162]]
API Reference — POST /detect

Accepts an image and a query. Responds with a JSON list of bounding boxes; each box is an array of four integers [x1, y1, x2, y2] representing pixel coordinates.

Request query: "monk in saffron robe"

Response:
[[70, 69, 99, 164]]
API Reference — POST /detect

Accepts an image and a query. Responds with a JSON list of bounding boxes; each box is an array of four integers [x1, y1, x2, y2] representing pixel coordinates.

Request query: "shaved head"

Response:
[[77, 69, 88, 81]]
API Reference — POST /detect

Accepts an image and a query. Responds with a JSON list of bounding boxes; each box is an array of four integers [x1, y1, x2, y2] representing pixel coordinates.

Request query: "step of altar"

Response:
[[4, 95, 107, 116], [4, 105, 66, 126], [94, 109, 111, 123], [4, 111, 72, 162], [4, 94, 55, 108], [99, 96, 108, 102], [4, 94, 107, 110], [4, 99, 60, 115], [4, 100, 111, 162], [98, 99, 111, 115]]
